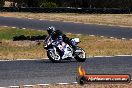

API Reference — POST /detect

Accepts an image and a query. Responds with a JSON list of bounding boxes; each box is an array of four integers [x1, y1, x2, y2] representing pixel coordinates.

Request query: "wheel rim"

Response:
[[49, 51, 61, 61], [75, 49, 86, 58], [78, 52, 84, 58]]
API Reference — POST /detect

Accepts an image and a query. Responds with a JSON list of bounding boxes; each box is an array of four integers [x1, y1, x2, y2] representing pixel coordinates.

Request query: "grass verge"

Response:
[[0, 27, 132, 60], [0, 12, 132, 28]]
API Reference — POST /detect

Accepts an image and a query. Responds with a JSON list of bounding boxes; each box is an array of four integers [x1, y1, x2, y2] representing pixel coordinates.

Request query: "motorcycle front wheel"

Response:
[[74, 46, 86, 62], [47, 50, 61, 63]]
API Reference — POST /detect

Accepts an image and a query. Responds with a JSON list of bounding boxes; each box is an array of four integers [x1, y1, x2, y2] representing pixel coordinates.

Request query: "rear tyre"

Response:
[[47, 50, 61, 63], [74, 46, 86, 62]]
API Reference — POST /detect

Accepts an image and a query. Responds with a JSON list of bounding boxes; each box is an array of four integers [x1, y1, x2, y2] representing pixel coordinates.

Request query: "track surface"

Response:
[[0, 56, 132, 86], [0, 16, 132, 38], [0, 17, 132, 86]]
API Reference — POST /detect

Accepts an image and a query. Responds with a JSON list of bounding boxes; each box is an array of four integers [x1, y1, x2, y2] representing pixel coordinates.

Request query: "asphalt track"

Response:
[[0, 56, 132, 86], [0, 16, 132, 38], [0, 16, 132, 87]]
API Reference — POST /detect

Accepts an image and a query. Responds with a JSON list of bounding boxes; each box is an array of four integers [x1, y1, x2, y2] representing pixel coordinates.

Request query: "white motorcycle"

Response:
[[44, 35, 86, 63]]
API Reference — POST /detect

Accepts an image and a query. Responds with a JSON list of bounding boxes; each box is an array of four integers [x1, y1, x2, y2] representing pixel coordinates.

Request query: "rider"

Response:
[[47, 26, 77, 52]]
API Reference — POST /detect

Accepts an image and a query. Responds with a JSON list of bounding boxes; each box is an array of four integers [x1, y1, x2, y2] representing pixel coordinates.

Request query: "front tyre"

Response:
[[74, 47, 86, 62], [47, 50, 61, 63]]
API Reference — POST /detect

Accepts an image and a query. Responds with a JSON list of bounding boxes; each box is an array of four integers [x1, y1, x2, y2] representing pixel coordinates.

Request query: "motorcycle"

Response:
[[44, 35, 86, 63]]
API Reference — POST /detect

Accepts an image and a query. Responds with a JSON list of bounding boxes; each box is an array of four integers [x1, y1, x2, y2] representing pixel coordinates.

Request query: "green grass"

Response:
[[0, 27, 46, 40]]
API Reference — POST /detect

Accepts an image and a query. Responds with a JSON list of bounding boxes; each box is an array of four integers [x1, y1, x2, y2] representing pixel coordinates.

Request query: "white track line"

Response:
[[103, 56, 115, 57], [100, 36, 104, 38], [110, 37, 114, 39], [22, 28, 26, 29], [67, 33, 72, 35], [37, 84, 50, 86], [39, 19, 43, 20], [77, 34, 82, 36], [122, 38, 126, 40], [16, 59, 38, 60], [0, 58, 48, 62], [94, 56, 114, 58], [23, 85, 33, 87], [72, 82, 78, 84], [9, 86, 19, 88], [11, 27, 16, 29], [56, 83, 70, 85], [0, 60, 9, 61], [89, 35, 95, 37], [28, 18, 33, 19], [115, 55, 132, 56], [93, 55, 132, 58], [3, 26, 8, 27]]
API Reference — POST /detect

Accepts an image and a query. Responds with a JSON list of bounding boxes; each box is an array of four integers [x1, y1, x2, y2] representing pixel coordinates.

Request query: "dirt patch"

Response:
[[0, 40, 47, 60], [1, 40, 38, 47]]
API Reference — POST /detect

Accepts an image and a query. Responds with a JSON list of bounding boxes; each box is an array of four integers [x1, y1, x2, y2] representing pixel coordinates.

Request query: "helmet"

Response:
[[47, 26, 56, 35]]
